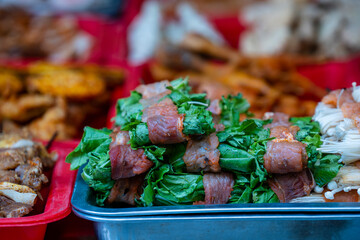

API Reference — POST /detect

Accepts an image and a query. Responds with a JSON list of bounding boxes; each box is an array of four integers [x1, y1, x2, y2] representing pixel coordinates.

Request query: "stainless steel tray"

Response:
[[71, 168, 360, 240]]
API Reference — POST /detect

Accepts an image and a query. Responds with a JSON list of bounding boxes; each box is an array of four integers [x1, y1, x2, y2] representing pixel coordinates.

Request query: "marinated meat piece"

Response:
[[135, 81, 171, 99], [0, 149, 26, 170], [340, 102, 360, 119], [109, 130, 130, 149], [269, 125, 300, 139], [15, 157, 48, 192], [263, 112, 291, 128], [147, 114, 187, 144], [139, 91, 170, 109], [264, 140, 308, 174], [107, 174, 145, 206], [214, 123, 225, 132], [198, 172, 234, 204], [183, 133, 221, 173], [0, 170, 17, 183], [322, 89, 355, 108], [268, 169, 315, 203], [0, 196, 32, 218], [142, 98, 178, 122], [207, 99, 221, 115], [109, 145, 153, 179]]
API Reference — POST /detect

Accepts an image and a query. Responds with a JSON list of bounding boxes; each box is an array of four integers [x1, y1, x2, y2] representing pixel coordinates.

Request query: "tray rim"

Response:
[[71, 167, 360, 219]]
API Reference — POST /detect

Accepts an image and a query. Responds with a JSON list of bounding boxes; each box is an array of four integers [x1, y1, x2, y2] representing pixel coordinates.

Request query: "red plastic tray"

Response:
[[0, 140, 79, 240]]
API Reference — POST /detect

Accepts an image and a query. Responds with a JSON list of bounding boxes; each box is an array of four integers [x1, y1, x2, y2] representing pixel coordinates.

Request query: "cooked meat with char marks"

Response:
[[195, 172, 234, 204], [207, 99, 221, 115], [264, 140, 308, 174], [263, 112, 291, 128], [109, 129, 130, 149], [183, 133, 221, 173], [0, 149, 26, 170], [107, 174, 145, 206], [268, 169, 315, 203], [15, 157, 48, 192], [142, 98, 178, 122], [322, 89, 355, 108], [109, 136, 153, 179], [147, 114, 187, 144], [0, 195, 32, 218], [135, 81, 171, 99], [0, 170, 17, 183], [139, 91, 170, 109], [269, 125, 300, 139]]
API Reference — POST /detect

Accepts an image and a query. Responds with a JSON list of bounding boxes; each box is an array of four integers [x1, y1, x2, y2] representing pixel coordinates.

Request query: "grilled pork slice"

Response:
[[0, 170, 17, 183], [263, 112, 291, 128], [0, 195, 32, 218], [147, 114, 186, 144], [107, 174, 145, 206], [183, 133, 221, 173], [135, 81, 171, 99], [264, 140, 308, 174], [15, 157, 48, 192], [109, 131, 153, 180], [195, 172, 234, 205], [0, 149, 27, 170], [268, 169, 315, 203]]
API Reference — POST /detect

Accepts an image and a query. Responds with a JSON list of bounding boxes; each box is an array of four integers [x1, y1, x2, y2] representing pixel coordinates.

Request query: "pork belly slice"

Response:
[[107, 174, 145, 206], [110, 145, 153, 180], [135, 80, 171, 99], [110, 130, 153, 179], [195, 172, 234, 205], [0, 195, 32, 218], [268, 169, 315, 203], [142, 98, 178, 122], [147, 114, 187, 144], [263, 112, 291, 128], [264, 140, 308, 174], [183, 133, 221, 173], [269, 125, 300, 139]]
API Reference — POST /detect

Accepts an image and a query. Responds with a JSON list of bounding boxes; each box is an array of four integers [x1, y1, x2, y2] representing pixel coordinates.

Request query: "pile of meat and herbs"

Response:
[[66, 79, 360, 207], [0, 133, 57, 218]]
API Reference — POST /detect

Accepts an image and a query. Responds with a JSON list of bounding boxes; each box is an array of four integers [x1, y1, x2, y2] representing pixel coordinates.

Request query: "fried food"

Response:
[[0, 62, 124, 140]]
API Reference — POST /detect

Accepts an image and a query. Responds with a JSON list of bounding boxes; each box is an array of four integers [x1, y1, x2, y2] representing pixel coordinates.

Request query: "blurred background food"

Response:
[[241, 0, 360, 59], [0, 63, 124, 140], [0, 7, 94, 63], [148, 33, 326, 117]]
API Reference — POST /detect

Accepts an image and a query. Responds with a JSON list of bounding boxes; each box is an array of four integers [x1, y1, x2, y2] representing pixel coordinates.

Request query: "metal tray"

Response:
[[71, 168, 360, 240]]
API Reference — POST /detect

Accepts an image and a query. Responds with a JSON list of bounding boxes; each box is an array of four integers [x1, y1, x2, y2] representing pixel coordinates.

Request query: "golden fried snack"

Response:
[[0, 71, 23, 98], [28, 98, 76, 140], [0, 94, 55, 123], [27, 70, 105, 99]]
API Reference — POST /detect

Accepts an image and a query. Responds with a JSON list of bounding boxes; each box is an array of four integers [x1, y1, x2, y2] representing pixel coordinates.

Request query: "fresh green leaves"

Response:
[[66, 127, 114, 206], [178, 103, 215, 136], [115, 91, 143, 127], [229, 174, 278, 204], [218, 144, 255, 173], [219, 94, 251, 127], [66, 127, 112, 170], [82, 152, 114, 206], [216, 119, 275, 203]]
